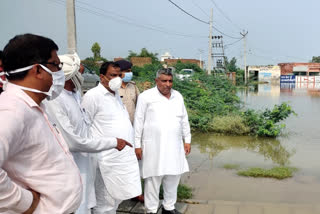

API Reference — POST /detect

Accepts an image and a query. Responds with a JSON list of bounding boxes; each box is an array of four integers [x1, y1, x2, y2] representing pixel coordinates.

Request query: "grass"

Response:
[[141, 180, 193, 200], [159, 183, 193, 200], [237, 166, 298, 179], [223, 164, 240, 170]]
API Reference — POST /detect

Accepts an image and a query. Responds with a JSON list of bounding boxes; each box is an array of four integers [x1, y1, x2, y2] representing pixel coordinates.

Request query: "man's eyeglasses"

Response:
[[41, 62, 64, 70]]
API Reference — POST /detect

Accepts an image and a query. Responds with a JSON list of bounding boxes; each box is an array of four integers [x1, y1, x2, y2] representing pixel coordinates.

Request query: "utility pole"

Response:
[[207, 8, 213, 75], [240, 30, 248, 84], [198, 49, 204, 69], [66, 0, 77, 54]]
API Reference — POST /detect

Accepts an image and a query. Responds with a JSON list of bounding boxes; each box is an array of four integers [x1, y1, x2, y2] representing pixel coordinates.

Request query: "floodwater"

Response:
[[182, 83, 320, 204]]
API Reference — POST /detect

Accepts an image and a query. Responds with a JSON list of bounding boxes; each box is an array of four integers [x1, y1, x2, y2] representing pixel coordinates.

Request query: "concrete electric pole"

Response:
[[66, 0, 77, 54], [240, 30, 248, 84], [207, 8, 213, 75]]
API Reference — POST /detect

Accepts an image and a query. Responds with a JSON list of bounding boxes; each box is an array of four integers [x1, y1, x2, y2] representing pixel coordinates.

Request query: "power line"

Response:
[[224, 37, 244, 48], [212, 26, 243, 39], [167, 0, 209, 25], [49, 0, 207, 39], [191, 0, 209, 18], [209, 0, 242, 31]]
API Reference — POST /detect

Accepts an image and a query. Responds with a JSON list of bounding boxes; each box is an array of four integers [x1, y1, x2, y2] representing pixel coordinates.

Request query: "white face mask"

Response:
[[108, 76, 122, 92], [7, 64, 65, 100], [0, 72, 7, 90]]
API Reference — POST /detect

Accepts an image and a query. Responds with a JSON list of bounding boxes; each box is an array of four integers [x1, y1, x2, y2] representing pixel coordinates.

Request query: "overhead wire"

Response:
[[191, 0, 209, 18], [212, 26, 243, 39], [167, 0, 209, 25], [48, 0, 207, 39], [166, 0, 243, 39], [209, 0, 242, 31]]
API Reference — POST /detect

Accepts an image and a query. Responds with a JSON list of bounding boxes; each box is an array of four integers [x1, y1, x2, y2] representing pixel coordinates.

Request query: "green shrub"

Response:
[[209, 115, 250, 135]]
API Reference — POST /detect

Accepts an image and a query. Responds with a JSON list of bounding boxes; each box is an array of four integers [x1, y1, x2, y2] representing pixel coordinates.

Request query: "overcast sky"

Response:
[[1, 0, 319, 68]]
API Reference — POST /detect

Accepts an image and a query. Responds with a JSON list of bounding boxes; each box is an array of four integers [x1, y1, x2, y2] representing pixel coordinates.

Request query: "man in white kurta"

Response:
[[44, 54, 131, 214], [82, 62, 141, 214], [134, 68, 191, 214]]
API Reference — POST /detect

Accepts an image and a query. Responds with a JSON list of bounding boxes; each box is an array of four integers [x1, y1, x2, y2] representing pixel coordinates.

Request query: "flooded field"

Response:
[[182, 84, 320, 204]]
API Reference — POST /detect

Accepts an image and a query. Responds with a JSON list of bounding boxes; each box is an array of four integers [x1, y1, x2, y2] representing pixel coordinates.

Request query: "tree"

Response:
[[91, 42, 101, 60], [311, 56, 320, 63], [225, 57, 237, 72]]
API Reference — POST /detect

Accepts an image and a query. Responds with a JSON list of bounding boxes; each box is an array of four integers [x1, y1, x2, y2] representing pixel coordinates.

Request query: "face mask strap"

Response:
[[7, 65, 35, 75]]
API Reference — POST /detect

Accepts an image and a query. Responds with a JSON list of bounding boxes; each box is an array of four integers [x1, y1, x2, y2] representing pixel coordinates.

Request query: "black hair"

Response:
[[3, 34, 59, 81], [99, 61, 120, 75], [0, 51, 3, 60]]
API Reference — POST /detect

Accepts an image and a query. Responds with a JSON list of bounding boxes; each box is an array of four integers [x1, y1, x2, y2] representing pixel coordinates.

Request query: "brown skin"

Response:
[[22, 190, 40, 214], [100, 66, 122, 95], [155, 74, 173, 99], [79, 64, 84, 74], [13, 51, 60, 213], [135, 74, 191, 159], [10, 50, 60, 105]]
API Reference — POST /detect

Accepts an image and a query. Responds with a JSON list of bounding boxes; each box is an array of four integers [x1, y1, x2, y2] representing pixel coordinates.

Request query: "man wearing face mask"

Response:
[[44, 54, 132, 214], [82, 62, 141, 214], [116, 59, 140, 124], [0, 34, 82, 213]]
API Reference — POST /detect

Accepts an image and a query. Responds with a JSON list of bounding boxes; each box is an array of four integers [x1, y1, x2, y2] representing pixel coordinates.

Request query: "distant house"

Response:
[[160, 52, 174, 62], [278, 63, 320, 76], [247, 65, 281, 82]]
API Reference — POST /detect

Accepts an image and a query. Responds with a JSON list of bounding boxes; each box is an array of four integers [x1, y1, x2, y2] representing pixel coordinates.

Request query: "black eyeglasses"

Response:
[[41, 62, 64, 70]]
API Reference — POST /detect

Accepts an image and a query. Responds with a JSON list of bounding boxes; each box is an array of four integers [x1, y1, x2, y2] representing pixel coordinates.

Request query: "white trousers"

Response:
[[92, 168, 122, 214], [144, 175, 181, 213]]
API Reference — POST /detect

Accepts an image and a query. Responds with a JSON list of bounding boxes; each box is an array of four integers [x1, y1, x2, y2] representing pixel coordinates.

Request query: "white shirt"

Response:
[[43, 89, 118, 213], [82, 83, 141, 200], [0, 83, 82, 214], [134, 87, 191, 178]]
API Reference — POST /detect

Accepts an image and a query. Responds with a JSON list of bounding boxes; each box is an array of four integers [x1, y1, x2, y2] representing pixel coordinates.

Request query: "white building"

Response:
[[160, 52, 174, 62]]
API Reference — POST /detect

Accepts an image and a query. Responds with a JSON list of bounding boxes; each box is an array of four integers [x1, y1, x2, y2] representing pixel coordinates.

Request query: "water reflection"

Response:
[[192, 134, 295, 166]]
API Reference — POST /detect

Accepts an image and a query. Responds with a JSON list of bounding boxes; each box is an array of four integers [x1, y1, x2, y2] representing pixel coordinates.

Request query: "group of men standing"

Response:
[[0, 33, 191, 214]]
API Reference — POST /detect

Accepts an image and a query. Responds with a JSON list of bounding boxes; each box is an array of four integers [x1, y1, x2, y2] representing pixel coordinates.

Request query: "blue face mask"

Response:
[[122, 72, 133, 82]]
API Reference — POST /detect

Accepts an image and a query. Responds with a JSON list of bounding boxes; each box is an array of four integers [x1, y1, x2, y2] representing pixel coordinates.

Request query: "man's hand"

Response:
[[184, 143, 191, 155], [116, 138, 132, 151], [135, 148, 142, 160], [23, 189, 40, 214]]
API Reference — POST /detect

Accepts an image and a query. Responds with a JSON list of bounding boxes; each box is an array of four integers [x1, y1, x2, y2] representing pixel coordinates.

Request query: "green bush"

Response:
[[209, 115, 250, 135], [242, 103, 296, 137]]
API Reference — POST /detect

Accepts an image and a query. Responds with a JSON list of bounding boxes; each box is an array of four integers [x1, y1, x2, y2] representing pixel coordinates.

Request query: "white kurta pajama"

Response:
[[44, 89, 117, 214], [134, 87, 191, 213], [82, 83, 141, 214]]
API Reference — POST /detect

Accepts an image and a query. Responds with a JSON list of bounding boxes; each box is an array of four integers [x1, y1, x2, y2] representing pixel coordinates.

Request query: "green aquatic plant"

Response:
[[237, 166, 298, 179], [223, 164, 240, 170]]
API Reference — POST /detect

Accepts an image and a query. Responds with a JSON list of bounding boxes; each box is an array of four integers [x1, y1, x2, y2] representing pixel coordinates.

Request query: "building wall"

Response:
[[130, 57, 152, 67], [248, 65, 280, 82], [278, 63, 320, 75], [164, 59, 203, 68]]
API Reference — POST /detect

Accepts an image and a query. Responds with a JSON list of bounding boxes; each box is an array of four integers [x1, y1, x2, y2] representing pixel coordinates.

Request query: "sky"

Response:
[[1, 0, 320, 68]]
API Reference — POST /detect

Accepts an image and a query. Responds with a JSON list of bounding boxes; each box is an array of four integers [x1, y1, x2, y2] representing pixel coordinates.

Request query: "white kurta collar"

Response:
[[155, 86, 175, 99]]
